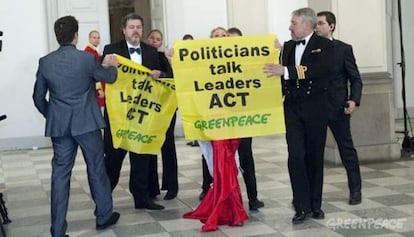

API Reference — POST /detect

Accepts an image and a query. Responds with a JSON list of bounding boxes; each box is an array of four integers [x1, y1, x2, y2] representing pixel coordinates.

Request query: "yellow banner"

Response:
[[105, 55, 177, 154], [172, 35, 285, 140]]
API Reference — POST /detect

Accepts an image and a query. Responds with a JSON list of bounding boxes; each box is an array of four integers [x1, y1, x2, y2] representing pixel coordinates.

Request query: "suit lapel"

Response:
[[120, 40, 130, 59], [301, 33, 318, 64], [282, 41, 296, 66], [140, 43, 153, 69]]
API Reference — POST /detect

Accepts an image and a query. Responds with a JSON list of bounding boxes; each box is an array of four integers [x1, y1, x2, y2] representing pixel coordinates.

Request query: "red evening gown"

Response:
[[183, 139, 248, 232]]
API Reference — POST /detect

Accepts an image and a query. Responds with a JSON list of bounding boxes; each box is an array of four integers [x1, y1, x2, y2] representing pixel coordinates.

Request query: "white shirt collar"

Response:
[[126, 41, 141, 49]]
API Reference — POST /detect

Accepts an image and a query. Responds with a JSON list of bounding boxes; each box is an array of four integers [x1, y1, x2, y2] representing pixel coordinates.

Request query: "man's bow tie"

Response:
[[295, 40, 305, 45], [129, 47, 141, 55]]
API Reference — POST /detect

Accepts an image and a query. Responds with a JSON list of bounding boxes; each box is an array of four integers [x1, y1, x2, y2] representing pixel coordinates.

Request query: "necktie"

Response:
[[295, 40, 305, 45], [129, 47, 141, 55]]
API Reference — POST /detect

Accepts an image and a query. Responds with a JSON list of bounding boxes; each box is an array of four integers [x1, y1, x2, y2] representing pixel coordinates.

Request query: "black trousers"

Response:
[[148, 112, 178, 195], [284, 93, 328, 213], [201, 137, 259, 202], [103, 109, 155, 205], [328, 113, 361, 194]]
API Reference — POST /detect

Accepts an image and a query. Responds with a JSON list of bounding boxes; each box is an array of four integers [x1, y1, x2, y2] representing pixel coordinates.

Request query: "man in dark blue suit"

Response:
[[102, 13, 165, 210], [264, 8, 334, 224], [316, 11, 363, 205], [33, 15, 120, 237]]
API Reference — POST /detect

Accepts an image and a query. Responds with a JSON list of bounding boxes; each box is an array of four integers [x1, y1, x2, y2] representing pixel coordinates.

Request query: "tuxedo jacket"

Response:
[[102, 40, 161, 71], [281, 33, 334, 102], [33, 45, 117, 137], [158, 51, 173, 78], [328, 39, 362, 119]]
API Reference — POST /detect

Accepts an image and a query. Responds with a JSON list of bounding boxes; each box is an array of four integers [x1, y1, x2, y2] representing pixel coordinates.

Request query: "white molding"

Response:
[[46, 0, 59, 51]]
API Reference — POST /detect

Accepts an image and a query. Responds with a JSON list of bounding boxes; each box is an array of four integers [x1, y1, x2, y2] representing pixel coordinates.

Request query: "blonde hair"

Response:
[[210, 27, 227, 38]]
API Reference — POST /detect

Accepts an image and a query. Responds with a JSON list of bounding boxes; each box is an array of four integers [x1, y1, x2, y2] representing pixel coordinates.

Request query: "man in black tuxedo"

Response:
[[316, 11, 363, 205], [264, 7, 334, 224], [102, 13, 164, 210]]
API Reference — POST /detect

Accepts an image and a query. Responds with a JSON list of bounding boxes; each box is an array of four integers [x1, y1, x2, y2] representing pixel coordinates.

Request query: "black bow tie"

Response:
[[129, 47, 141, 55], [295, 40, 305, 45]]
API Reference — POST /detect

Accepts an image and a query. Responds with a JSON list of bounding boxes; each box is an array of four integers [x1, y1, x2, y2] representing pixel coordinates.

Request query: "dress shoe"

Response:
[[96, 212, 120, 230], [249, 200, 264, 211], [164, 191, 178, 200], [135, 200, 165, 210], [311, 209, 325, 219], [186, 140, 199, 147], [292, 211, 310, 224], [349, 192, 362, 205], [199, 190, 208, 201]]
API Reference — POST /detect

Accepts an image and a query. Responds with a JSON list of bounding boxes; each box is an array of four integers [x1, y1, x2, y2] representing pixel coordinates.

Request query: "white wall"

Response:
[[164, 0, 228, 47], [267, 0, 308, 43], [0, 0, 51, 149], [227, 0, 268, 35]]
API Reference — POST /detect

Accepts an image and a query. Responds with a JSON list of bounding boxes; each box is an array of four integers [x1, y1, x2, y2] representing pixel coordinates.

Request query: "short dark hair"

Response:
[[182, 34, 193, 40], [227, 27, 243, 36], [54, 15, 78, 45], [317, 11, 336, 32], [121, 13, 144, 29]]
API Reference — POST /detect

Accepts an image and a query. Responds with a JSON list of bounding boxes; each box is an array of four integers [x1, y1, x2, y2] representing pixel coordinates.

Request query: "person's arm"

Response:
[[344, 44, 362, 109], [94, 54, 118, 83], [159, 53, 173, 78], [33, 60, 49, 118]]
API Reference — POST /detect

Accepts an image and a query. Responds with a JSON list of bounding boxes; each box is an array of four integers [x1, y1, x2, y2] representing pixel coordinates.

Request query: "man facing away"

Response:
[[315, 11, 363, 205], [33, 15, 120, 237], [102, 13, 165, 210], [263, 7, 335, 224]]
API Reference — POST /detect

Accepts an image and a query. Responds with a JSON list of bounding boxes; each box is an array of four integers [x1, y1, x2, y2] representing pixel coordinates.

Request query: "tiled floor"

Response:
[[1, 134, 414, 237]]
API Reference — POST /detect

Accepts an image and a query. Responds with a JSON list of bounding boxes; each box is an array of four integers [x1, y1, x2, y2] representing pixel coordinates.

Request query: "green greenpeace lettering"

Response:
[[116, 129, 156, 144], [194, 113, 271, 131]]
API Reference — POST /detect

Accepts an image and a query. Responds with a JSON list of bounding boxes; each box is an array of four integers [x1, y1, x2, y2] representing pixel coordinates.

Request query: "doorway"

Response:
[[108, 0, 151, 43]]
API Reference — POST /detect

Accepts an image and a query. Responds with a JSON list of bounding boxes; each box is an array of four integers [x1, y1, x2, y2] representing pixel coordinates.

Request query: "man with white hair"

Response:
[[264, 7, 334, 224]]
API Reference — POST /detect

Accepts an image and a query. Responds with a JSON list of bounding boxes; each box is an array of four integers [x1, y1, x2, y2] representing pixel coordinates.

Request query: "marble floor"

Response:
[[1, 134, 414, 237]]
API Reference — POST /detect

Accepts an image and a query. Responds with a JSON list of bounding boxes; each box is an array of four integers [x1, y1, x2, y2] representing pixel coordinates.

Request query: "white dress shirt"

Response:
[[284, 33, 313, 80]]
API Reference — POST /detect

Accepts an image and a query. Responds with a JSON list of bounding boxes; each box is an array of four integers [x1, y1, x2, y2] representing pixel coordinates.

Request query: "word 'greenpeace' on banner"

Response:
[[116, 129, 156, 144], [195, 113, 271, 131]]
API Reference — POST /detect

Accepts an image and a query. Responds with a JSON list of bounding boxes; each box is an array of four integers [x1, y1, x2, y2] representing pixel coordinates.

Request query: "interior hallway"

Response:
[[1, 132, 414, 236]]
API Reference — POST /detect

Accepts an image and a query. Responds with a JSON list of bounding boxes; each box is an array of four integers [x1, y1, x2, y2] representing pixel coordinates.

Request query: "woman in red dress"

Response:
[[183, 27, 248, 232]]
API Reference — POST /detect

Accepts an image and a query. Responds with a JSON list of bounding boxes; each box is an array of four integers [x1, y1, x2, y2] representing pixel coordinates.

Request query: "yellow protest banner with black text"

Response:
[[171, 35, 285, 140], [105, 55, 177, 154]]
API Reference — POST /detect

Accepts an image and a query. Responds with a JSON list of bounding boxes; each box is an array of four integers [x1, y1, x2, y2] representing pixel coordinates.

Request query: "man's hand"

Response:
[[164, 48, 174, 60], [344, 100, 356, 114], [263, 63, 284, 77], [274, 38, 283, 50], [150, 70, 161, 79], [102, 54, 119, 67]]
